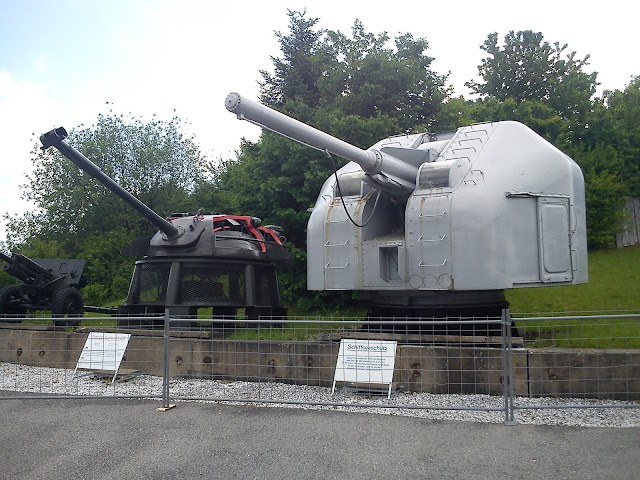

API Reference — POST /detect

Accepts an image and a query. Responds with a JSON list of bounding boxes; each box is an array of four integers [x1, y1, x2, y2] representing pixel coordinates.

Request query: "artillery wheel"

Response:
[[52, 287, 84, 327], [0, 285, 25, 322]]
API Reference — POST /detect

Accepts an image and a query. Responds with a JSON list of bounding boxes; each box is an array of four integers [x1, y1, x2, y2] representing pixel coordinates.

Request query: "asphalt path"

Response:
[[1, 397, 638, 479]]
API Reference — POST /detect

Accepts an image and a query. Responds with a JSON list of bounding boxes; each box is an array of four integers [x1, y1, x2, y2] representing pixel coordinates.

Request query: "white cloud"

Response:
[[34, 56, 47, 74], [0, 71, 62, 243]]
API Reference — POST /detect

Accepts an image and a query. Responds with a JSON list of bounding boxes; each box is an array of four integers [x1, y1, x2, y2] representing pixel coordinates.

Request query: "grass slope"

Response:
[[506, 245, 640, 348], [506, 245, 640, 313]]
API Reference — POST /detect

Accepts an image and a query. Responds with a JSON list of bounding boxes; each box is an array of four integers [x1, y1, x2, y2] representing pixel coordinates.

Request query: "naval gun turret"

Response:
[[225, 93, 588, 323], [41, 127, 292, 327]]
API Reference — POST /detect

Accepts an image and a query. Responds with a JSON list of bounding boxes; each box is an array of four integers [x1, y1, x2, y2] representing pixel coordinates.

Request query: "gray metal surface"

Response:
[[0, 397, 638, 480], [226, 93, 588, 300]]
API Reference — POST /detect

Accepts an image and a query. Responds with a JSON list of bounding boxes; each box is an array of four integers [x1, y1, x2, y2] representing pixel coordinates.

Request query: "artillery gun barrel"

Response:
[[2, 262, 34, 284], [1, 253, 56, 284], [40, 127, 180, 239], [225, 93, 418, 189], [0, 252, 32, 284], [14, 254, 55, 279]]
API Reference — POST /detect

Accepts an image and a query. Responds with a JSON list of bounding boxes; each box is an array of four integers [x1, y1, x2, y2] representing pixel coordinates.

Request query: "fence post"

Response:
[[157, 309, 175, 411], [502, 308, 517, 425]]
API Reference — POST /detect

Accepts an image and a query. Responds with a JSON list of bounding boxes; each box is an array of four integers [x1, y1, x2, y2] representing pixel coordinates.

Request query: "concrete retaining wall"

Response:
[[1, 329, 638, 400], [528, 348, 640, 401]]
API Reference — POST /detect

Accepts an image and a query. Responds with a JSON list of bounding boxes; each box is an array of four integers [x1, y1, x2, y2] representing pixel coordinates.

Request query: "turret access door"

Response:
[[507, 192, 574, 285], [538, 196, 573, 283]]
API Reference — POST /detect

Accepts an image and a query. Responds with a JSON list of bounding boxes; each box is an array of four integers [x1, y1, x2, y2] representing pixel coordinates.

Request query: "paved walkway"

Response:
[[1, 397, 638, 479]]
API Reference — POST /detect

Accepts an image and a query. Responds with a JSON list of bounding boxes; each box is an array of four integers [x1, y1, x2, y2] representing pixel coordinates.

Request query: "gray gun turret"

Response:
[[226, 92, 588, 328], [40, 127, 292, 327]]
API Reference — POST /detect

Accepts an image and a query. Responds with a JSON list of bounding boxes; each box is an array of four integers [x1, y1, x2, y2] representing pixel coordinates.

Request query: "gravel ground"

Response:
[[1, 362, 638, 428]]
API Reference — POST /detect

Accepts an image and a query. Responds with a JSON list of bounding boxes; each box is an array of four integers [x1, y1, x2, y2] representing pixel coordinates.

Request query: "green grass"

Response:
[[506, 245, 640, 313], [507, 245, 640, 348], [516, 318, 639, 349], [78, 317, 118, 327]]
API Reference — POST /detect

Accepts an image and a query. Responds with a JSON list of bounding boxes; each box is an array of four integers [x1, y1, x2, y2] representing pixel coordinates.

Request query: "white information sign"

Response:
[[74, 332, 131, 383], [332, 339, 397, 398]]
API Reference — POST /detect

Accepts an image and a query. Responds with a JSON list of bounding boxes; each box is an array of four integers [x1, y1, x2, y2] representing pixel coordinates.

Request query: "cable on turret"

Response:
[[326, 150, 381, 228]]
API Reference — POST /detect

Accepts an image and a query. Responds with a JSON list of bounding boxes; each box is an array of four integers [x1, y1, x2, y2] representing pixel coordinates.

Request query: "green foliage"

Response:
[[432, 96, 476, 131], [555, 141, 628, 248], [466, 30, 598, 123], [260, 11, 450, 130], [81, 284, 111, 307], [76, 228, 136, 304], [259, 9, 326, 107], [599, 76, 640, 197], [583, 170, 628, 248], [314, 26, 450, 131], [466, 97, 565, 141], [19, 237, 66, 258], [4, 112, 204, 248], [0, 270, 14, 289]]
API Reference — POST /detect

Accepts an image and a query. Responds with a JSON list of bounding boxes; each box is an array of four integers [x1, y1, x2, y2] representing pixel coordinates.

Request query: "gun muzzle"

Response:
[[40, 127, 68, 150]]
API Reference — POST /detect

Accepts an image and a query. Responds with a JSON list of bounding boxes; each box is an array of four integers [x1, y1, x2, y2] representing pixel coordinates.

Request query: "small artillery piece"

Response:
[[0, 252, 85, 326], [40, 127, 292, 328], [226, 93, 588, 328]]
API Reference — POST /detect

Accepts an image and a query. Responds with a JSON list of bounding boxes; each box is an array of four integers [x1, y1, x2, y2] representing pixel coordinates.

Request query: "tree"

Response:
[[260, 12, 450, 132], [600, 76, 640, 197], [583, 168, 628, 248], [259, 9, 327, 108], [3, 111, 205, 304], [4, 111, 204, 249], [75, 229, 136, 305], [466, 31, 598, 124], [432, 96, 477, 132]]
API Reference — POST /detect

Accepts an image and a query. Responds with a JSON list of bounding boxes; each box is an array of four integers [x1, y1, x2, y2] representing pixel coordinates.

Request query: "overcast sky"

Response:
[[0, 0, 637, 244]]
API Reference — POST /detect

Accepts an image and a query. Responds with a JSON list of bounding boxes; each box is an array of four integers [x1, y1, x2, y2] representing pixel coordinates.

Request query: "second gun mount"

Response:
[[40, 127, 293, 327], [226, 93, 588, 325]]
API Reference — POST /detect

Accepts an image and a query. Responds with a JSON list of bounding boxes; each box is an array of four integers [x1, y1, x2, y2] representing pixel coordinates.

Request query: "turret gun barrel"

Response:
[[225, 93, 418, 190], [40, 127, 181, 239]]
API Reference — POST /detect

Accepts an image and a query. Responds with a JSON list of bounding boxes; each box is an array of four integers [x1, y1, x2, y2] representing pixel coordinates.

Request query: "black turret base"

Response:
[[361, 290, 516, 337]]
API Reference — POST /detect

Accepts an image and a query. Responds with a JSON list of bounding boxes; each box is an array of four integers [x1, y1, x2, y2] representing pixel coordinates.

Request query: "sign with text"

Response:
[[332, 339, 397, 398], [74, 332, 131, 383]]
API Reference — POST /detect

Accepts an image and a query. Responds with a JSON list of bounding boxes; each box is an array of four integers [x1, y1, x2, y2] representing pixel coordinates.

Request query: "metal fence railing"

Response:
[[0, 315, 165, 400], [507, 311, 640, 424], [1, 310, 638, 426]]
